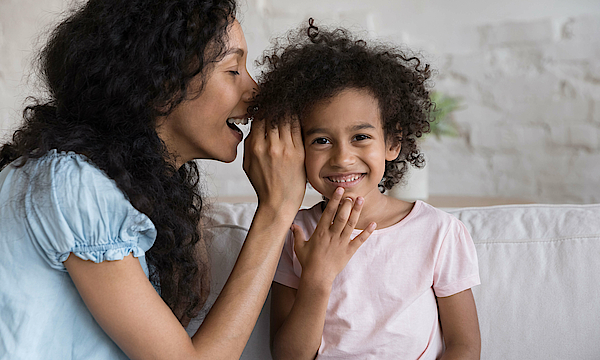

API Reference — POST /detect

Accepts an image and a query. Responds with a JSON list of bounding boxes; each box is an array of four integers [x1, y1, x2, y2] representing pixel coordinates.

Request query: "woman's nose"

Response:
[[242, 70, 258, 103]]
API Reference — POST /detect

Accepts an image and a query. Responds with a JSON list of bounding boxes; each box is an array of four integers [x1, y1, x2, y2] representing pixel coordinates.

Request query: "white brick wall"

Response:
[[2, 0, 600, 204]]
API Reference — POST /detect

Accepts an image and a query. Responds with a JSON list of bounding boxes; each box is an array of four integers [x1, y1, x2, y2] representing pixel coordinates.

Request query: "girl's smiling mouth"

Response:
[[325, 173, 366, 187]]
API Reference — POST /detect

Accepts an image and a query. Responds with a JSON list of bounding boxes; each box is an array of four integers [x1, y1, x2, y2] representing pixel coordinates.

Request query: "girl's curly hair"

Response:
[[0, 0, 237, 322], [254, 19, 433, 191]]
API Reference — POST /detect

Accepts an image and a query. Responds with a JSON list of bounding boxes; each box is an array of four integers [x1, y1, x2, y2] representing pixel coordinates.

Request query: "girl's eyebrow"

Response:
[[350, 123, 376, 131], [304, 123, 376, 137]]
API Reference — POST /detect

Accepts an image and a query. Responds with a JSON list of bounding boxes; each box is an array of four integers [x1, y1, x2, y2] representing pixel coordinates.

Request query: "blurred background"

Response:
[[1, 0, 600, 204]]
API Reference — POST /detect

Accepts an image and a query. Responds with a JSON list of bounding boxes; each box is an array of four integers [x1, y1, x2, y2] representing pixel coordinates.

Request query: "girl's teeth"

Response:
[[329, 175, 360, 183]]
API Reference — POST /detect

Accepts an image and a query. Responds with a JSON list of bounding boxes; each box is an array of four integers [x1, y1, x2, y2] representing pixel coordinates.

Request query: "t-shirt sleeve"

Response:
[[432, 218, 480, 297], [23, 152, 157, 271], [273, 230, 301, 289]]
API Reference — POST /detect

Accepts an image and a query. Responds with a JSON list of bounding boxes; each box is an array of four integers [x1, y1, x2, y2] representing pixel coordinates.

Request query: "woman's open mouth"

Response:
[[227, 117, 252, 138]]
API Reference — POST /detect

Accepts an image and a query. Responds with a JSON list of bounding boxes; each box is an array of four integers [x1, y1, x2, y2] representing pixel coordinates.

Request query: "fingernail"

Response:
[[356, 197, 364, 205], [335, 187, 344, 195]]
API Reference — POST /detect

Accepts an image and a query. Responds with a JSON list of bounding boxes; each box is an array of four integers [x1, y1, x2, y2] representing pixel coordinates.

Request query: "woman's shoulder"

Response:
[[25, 149, 106, 181], [20, 149, 127, 203], [12, 149, 156, 269]]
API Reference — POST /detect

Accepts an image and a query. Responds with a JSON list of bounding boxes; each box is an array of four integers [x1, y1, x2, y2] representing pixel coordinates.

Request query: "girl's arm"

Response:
[[270, 191, 375, 360], [438, 289, 481, 360], [65, 119, 308, 360]]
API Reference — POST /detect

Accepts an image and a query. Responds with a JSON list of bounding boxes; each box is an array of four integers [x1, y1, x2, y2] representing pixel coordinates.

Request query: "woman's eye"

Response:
[[229, 70, 240, 76]]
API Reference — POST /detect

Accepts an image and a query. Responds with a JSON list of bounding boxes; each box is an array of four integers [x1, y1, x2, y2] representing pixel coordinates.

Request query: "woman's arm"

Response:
[[66, 119, 307, 360], [438, 289, 481, 360], [270, 192, 375, 360]]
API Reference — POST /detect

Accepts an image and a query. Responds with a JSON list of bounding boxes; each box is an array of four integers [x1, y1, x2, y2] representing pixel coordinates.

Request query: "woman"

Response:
[[0, 0, 310, 358]]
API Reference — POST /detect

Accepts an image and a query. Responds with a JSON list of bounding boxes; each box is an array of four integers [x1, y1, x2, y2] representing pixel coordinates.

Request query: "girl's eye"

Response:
[[229, 70, 240, 76], [354, 134, 370, 141], [312, 137, 330, 145]]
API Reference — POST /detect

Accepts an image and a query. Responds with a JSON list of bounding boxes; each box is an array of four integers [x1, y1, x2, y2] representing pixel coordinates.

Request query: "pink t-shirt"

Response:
[[274, 200, 480, 360]]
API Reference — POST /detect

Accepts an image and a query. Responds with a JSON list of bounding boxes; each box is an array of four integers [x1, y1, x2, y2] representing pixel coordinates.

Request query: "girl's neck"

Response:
[[320, 190, 414, 231], [360, 191, 414, 230]]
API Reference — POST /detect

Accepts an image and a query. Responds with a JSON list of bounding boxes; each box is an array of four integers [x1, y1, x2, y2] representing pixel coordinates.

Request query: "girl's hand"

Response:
[[243, 118, 306, 214], [293, 187, 376, 287]]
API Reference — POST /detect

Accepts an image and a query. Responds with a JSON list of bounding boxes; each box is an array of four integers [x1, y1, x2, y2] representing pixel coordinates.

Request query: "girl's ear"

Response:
[[385, 130, 402, 161], [385, 140, 402, 161]]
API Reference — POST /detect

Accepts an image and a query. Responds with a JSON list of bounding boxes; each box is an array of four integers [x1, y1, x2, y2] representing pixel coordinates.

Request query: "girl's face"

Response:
[[156, 20, 257, 167], [303, 88, 401, 203]]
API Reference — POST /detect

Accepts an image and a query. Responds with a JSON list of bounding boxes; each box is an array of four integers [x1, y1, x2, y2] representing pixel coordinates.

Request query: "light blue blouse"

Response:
[[0, 150, 156, 359]]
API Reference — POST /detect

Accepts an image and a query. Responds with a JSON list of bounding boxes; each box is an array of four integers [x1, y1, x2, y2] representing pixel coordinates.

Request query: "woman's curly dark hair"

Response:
[[0, 0, 237, 322], [254, 19, 433, 191]]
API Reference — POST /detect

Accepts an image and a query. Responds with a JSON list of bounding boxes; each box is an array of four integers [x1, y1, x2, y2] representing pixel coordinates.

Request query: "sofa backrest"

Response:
[[447, 204, 600, 359], [187, 202, 600, 360]]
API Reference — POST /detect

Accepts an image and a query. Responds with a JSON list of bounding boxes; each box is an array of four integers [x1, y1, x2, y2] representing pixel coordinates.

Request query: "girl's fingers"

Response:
[[349, 222, 376, 252], [330, 197, 354, 234], [291, 224, 306, 251], [320, 187, 345, 226], [340, 197, 364, 239]]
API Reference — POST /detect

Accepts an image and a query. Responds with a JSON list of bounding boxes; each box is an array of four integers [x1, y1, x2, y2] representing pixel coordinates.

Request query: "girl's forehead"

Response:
[[303, 89, 384, 132]]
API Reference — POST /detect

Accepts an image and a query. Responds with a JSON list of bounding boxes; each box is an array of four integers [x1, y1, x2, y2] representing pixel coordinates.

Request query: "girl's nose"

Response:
[[330, 145, 356, 168]]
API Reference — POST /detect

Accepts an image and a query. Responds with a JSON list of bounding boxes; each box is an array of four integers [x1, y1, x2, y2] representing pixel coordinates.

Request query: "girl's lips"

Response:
[[324, 173, 366, 187]]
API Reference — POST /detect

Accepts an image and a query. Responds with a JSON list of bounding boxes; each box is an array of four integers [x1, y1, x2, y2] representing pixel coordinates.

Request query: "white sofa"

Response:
[[186, 202, 600, 360]]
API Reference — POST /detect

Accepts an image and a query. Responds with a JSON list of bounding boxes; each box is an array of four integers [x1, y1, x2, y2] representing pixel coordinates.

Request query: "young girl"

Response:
[[255, 20, 481, 359]]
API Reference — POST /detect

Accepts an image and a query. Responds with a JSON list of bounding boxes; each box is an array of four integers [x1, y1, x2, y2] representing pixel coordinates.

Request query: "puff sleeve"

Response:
[[22, 151, 156, 271], [432, 218, 480, 297]]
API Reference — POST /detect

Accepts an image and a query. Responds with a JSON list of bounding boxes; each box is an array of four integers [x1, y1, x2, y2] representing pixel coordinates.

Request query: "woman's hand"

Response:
[[243, 118, 306, 214]]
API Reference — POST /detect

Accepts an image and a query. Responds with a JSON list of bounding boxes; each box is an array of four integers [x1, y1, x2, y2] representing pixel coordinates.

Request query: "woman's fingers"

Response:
[[243, 117, 305, 212], [266, 118, 280, 140], [248, 116, 265, 142], [290, 116, 303, 148]]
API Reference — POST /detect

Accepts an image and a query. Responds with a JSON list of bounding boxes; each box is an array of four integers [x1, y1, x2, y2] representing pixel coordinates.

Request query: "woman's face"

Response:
[[157, 20, 257, 166]]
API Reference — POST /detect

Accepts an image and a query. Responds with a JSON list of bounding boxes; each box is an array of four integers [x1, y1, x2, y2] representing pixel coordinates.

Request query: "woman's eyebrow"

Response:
[[224, 47, 245, 57]]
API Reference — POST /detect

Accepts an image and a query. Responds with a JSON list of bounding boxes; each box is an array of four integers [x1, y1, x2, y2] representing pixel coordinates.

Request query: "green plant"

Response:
[[427, 91, 463, 140]]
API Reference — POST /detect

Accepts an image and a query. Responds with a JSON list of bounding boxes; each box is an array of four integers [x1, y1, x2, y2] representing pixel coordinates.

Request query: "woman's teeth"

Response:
[[227, 117, 252, 137], [227, 117, 249, 125]]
